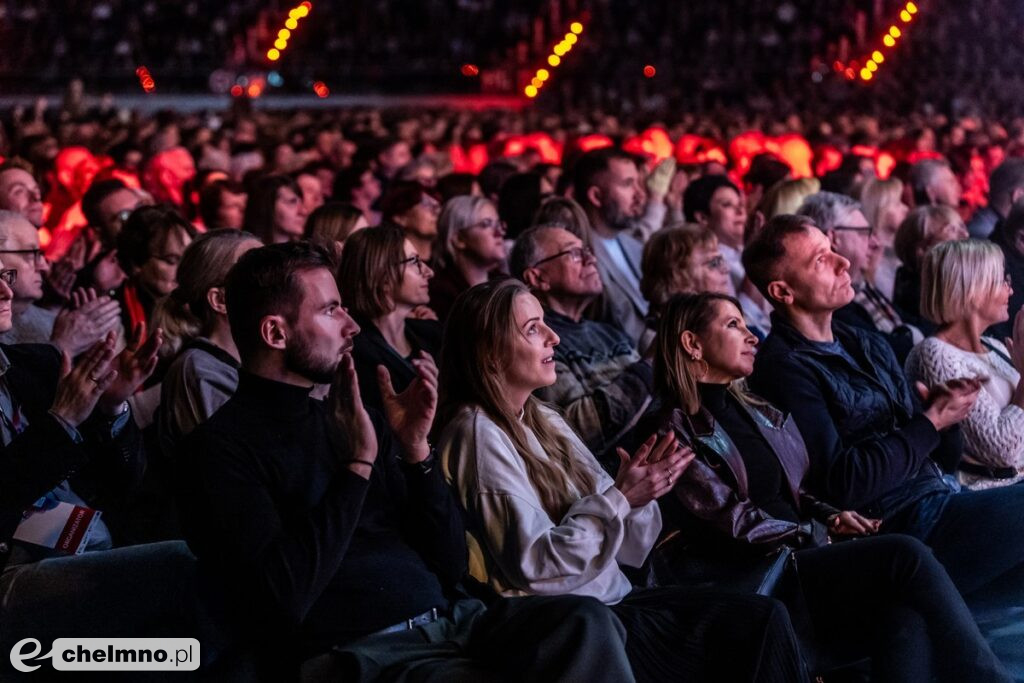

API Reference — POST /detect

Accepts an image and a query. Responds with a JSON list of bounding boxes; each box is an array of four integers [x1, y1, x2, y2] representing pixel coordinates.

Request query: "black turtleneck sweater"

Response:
[[178, 371, 467, 654], [697, 383, 800, 524]]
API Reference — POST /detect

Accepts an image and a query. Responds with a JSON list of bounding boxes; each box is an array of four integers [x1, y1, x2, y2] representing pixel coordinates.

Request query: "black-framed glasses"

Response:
[[0, 248, 44, 266], [833, 225, 875, 238], [0, 269, 17, 287], [398, 254, 427, 275], [531, 246, 595, 268]]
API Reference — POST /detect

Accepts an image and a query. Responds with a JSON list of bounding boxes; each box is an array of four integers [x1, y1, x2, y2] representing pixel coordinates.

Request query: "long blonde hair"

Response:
[[437, 278, 594, 521]]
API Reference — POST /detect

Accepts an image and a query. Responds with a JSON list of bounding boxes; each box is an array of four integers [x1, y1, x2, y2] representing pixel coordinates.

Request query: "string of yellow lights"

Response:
[[524, 21, 584, 99]]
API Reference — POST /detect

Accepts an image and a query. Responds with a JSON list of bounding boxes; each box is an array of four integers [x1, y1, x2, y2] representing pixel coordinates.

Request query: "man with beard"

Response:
[[177, 242, 635, 680], [574, 147, 649, 346]]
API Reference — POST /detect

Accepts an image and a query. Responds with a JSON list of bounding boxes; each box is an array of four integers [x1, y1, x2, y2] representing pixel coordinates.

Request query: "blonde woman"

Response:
[[905, 239, 1024, 488], [436, 278, 806, 683], [892, 205, 969, 330], [860, 177, 909, 298]]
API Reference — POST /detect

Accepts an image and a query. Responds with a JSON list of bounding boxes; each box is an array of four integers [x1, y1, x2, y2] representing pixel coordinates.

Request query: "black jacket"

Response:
[[0, 343, 144, 568], [351, 317, 442, 414], [749, 315, 956, 519]]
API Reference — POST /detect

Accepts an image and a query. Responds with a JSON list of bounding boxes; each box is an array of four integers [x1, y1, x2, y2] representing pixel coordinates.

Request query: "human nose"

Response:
[[341, 308, 361, 338], [545, 326, 559, 347], [37, 254, 50, 273], [835, 253, 851, 274]]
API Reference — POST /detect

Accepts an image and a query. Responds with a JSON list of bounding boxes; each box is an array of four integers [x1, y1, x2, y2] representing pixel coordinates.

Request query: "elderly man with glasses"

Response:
[[0, 211, 120, 357], [797, 191, 921, 363], [510, 224, 654, 471]]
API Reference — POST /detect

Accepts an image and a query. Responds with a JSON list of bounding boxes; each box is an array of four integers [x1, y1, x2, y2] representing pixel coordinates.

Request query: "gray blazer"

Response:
[[591, 232, 649, 348]]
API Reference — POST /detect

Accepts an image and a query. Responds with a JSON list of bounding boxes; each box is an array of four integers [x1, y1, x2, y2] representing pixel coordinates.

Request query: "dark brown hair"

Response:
[[337, 224, 406, 319]]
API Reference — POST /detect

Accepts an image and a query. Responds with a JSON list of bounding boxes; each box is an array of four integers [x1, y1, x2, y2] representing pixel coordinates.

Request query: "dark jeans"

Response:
[[796, 535, 1010, 683], [304, 596, 634, 682], [884, 485, 1024, 603], [612, 587, 807, 683]]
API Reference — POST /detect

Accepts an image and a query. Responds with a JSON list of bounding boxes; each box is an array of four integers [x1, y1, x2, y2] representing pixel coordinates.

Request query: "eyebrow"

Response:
[[520, 316, 541, 329]]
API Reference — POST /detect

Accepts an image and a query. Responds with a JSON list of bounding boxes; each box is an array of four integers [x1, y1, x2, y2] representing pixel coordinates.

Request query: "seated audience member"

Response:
[[331, 162, 381, 226], [798, 191, 920, 362], [0, 160, 44, 231], [0, 269, 188, 657], [498, 172, 544, 241], [859, 177, 909, 299], [397, 158, 438, 188], [178, 242, 635, 681], [0, 211, 120, 356], [683, 175, 747, 295], [295, 170, 325, 217], [533, 195, 593, 246], [116, 205, 198, 334], [304, 202, 368, 263], [379, 181, 441, 263], [647, 291, 1010, 683], [574, 148, 649, 346], [479, 160, 518, 203], [640, 226, 737, 337], [428, 195, 506, 322], [906, 240, 1024, 488], [155, 229, 261, 452], [744, 214, 1024, 606], [82, 178, 144, 249], [339, 226, 441, 413], [892, 205, 969, 333], [436, 278, 807, 683], [747, 178, 821, 236], [990, 200, 1024, 340], [743, 154, 792, 213], [910, 158, 963, 210], [197, 179, 247, 231], [969, 159, 1024, 239], [511, 226, 654, 464], [242, 174, 308, 244]]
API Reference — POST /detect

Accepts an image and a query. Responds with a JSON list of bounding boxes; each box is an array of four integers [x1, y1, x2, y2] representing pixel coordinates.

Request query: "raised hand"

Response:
[[97, 323, 162, 416], [377, 351, 437, 463], [614, 432, 695, 508], [331, 353, 378, 477], [50, 335, 118, 427], [50, 288, 122, 357]]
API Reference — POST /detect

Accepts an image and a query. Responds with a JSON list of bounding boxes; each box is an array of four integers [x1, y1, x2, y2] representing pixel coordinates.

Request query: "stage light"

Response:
[[313, 81, 329, 98], [267, 48, 280, 60], [866, 60, 878, 72], [643, 65, 656, 78], [565, 33, 577, 45], [554, 44, 567, 56], [872, 51, 884, 63], [536, 68, 549, 81], [900, 9, 912, 21], [548, 55, 561, 67], [278, 29, 291, 40], [274, 38, 287, 50], [889, 26, 901, 38], [860, 68, 872, 80], [531, 77, 543, 88], [570, 22, 583, 34], [461, 64, 479, 77], [247, 83, 262, 97], [883, 35, 895, 47], [524, 85, 538, 97], [285, 17, 298, 29], [230, 85, 243, 97], [906, 2, 918, 14]]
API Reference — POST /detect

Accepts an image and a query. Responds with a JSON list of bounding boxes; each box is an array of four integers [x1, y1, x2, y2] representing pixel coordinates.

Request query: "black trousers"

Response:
[[612, 587, 807, 683], [305, 596, 634, 682], [795, 534, 1010, 683]]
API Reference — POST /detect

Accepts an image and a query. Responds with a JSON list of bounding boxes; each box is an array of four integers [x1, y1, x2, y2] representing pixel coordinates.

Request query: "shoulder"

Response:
[[2, 342, 61, 369], [406, 318, 443, 350]]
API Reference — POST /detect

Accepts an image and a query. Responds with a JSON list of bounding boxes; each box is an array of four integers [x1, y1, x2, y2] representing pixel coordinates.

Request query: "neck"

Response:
[[588, 213, 617, 240], [406, 234, 433, 262], [206, 318, 240, 362], [453, 253, 495, 288], [12, 299, 32, 316], [506, 388, 531, 416], [270, 228, 294, 245], [373, 308, 412, 355], [352, 195, 372, 213], [540, 292, 593, 323], [937, 316, 988, 353], [244, 352, 315, 389], [716, 230, 742, 250], [785, 307, 835, 342]]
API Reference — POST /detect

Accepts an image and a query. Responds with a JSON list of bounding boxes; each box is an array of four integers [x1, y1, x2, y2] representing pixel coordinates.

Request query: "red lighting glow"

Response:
[[643, 65, 656, 78], [461, 64, 479, 77]]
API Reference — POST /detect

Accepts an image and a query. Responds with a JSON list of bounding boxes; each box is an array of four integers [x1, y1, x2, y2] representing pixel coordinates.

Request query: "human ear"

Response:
[[766, 280, 793, 306], [522, 267, 549, 291], [207, 286, 227, 315], [586, 185, 603, 209], [259, 315, 288, 350], [679, 330, 703, 359]]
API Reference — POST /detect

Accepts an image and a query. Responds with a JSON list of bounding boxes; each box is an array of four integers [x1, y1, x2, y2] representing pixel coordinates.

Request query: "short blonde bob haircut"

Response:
[[920, 239, 1005, 326]]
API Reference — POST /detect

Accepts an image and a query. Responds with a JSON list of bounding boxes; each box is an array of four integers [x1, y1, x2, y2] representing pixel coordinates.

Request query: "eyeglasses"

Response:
[[398, 254, 428, 275], [0, 248, 45, 266], [531, 246, 595, 268], [468, 218, 506, 233], [0, 269, 17, 287], [418, 197, 441, 213], [833, 225, 875, 238]]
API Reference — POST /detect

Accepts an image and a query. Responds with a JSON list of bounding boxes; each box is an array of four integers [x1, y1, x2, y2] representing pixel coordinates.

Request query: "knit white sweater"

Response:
[[439, 404, 661, 605], [905, 336, 1024, 489]]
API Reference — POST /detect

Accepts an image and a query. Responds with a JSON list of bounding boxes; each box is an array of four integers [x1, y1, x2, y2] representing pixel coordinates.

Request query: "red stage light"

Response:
[[461, 64, 479, 77], [643, 65, 656, 78], [230, 85, 243, 97]]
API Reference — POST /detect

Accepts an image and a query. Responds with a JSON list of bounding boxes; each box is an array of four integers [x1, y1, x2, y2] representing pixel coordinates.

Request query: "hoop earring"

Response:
[[689, 355, 709, 380]]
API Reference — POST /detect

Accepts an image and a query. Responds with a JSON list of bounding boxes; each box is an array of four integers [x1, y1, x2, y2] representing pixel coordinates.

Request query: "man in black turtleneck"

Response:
[[178, 242, 633, 680]]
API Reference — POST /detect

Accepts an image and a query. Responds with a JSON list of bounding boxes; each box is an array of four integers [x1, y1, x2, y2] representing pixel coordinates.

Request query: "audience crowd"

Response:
[[6, 93, 1024, 681]]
